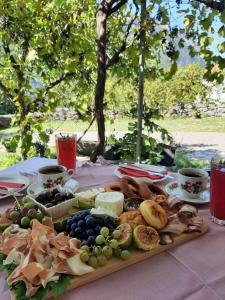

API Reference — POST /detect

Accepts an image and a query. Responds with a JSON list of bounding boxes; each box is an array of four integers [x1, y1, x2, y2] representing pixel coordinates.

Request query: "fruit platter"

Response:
[[0, 175, 207, 300]]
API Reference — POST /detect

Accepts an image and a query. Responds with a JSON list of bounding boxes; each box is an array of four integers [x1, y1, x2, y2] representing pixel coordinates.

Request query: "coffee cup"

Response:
[[38, 165, 75, 189], [178, 168, 208, 199]]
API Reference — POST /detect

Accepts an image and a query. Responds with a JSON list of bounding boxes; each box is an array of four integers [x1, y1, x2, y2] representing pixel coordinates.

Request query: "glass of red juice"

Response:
[[210, 154, 225, 225], [55, 133, 76, 170]]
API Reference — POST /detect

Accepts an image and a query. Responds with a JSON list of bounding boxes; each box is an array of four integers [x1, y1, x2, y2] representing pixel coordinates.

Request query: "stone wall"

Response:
[[1, 97, 225, 129], [169, 82, 225, 117], [48, 107, 79, 121], [169, 101, 225, 118]]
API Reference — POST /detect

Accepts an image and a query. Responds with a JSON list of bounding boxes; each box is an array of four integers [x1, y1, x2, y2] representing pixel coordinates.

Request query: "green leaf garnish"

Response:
[[12, 281, 27, 300], [49, 275, 71, 299]]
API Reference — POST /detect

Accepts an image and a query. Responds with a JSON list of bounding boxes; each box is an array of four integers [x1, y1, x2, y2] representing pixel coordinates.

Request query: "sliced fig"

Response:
[[133, 225, 159, 251], [115, 223, 132, 249]]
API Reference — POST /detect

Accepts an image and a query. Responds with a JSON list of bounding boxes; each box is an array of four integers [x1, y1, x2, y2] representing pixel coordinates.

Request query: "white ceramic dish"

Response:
[[27, 179, 79, 219], [114, 163, 168, 183], [165, 181, 210, 204], [0, 173, 30, 199]]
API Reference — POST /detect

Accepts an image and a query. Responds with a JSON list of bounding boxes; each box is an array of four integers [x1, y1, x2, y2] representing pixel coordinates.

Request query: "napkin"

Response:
[[117, 167, 167, 180], [0, 181, 24, 190]]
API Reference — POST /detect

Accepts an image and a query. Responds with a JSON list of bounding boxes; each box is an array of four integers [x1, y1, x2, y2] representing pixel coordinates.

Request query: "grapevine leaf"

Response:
[[30, 286, 49, 300], [11, 281, 27, 300], [49, 275, 71, 299]]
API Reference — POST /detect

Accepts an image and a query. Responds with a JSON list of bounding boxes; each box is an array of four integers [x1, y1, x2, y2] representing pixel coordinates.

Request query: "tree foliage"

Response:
[[0, 0, 95, 158], [144, 64, 209, 114], [0, 0, 224, 160]]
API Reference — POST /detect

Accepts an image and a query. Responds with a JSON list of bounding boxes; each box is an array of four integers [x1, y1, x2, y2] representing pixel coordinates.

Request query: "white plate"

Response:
[[114, 163, 168, 183], [0, 173, 30, 199], [165, 181, 210, 204], [27, 178, 79, 197]]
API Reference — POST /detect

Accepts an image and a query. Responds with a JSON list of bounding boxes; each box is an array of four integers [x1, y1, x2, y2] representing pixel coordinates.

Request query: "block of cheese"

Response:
[[95, 192, 124, 217], [73, 188, 105, 209], [90, 207, 118, 219]]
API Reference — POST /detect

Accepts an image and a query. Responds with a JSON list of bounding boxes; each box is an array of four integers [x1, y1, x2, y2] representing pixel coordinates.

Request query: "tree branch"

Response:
[[77, 114, 96, 143], [2, 41, 24, 81], [195, 0, 224, 12], [45, 72, 76, 92], [106, 0, 139, 68], [0, 81, 13, 99], [108, 0, 128, 16]]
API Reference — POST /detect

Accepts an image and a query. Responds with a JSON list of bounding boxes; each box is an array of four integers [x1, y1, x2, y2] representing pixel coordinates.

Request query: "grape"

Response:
[[95, 235, 105, 245], [87, 236, 95, 246], [82, 240, 89, 246], [81, 232, 87, 240], [88, 256, 98, 268], [77, 220, 85, 228], [93, 246, 102, 256], [74, 227, 82, 236], [113, 248, 122, 258], [69, 230, 76, 238], [21, 207, 29, 216], [94, 226, 101, 235], [80, 251, 89, 263], [82, 211, 90, 217], [77, 213, 85, 221], [36, 211, 43, 222], [71, 223, 77, 231], [85, 216, 95, 227], [81, 245, 90, 252], [67, 218, 73, 226], [112, 230, 121, 239], [100, 227, 109, 238], [22, 197, 30, 205], [102, 246, 113, 259], [72, 214, 80, 223], [86, 229, 95, 237], [109, 239, 119, 249], [97, 254, 108, 266], [9, 210, 20, 221], [23, 202, 33, 209], [27, 208, 37, 219], [54, 193, 62, 202], [121, 250, 131, 260], [21, 216, 30, 228]]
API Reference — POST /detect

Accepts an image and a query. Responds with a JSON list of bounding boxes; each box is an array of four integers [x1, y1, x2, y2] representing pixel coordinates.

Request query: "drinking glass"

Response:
[[210, 154, 225, 225], [55, 133, 76, 170]]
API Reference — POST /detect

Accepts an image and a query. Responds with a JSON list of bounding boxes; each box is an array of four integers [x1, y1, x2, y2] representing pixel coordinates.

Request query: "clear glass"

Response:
[[210, 154, 225, 225], [55, 133, 76, 170]]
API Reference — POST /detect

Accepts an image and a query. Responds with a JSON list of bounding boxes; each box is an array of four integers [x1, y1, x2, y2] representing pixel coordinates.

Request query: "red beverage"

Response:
[[210, 155, 225, 225], [55, 134, 76, 170]]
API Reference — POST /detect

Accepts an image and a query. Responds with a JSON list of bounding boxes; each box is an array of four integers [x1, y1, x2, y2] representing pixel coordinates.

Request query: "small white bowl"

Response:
[[27, 184, 79, 219]]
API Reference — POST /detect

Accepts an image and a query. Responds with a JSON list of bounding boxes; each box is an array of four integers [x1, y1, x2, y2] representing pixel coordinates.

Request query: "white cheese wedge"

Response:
[[95, 192, 124, 217], [90, 207, 118, 219], [73, 188, 105, 209]]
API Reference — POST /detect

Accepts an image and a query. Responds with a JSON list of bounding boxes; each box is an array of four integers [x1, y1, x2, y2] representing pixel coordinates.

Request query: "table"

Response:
[[0, 158, 225, 300]]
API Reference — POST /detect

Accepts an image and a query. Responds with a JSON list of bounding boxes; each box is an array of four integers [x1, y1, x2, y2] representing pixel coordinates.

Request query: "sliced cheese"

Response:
[[95, 192, 124, 217], [73, 188, 105, 208], [90, 207, 118, 219]]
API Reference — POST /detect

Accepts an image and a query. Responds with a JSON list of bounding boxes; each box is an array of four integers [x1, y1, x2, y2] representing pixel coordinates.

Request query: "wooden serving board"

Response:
[[10, 220, 208, 300]]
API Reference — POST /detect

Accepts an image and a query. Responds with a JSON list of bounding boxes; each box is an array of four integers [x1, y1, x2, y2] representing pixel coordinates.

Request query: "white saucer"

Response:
[[27, 178, 79, 197], [114, 163, 168, 183], [0, 173, 30, 199], [165, 181, 210, 204]]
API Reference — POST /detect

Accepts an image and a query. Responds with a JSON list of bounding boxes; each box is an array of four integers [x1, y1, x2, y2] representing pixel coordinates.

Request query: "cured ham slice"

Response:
[[1, 217, 94, 297]]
